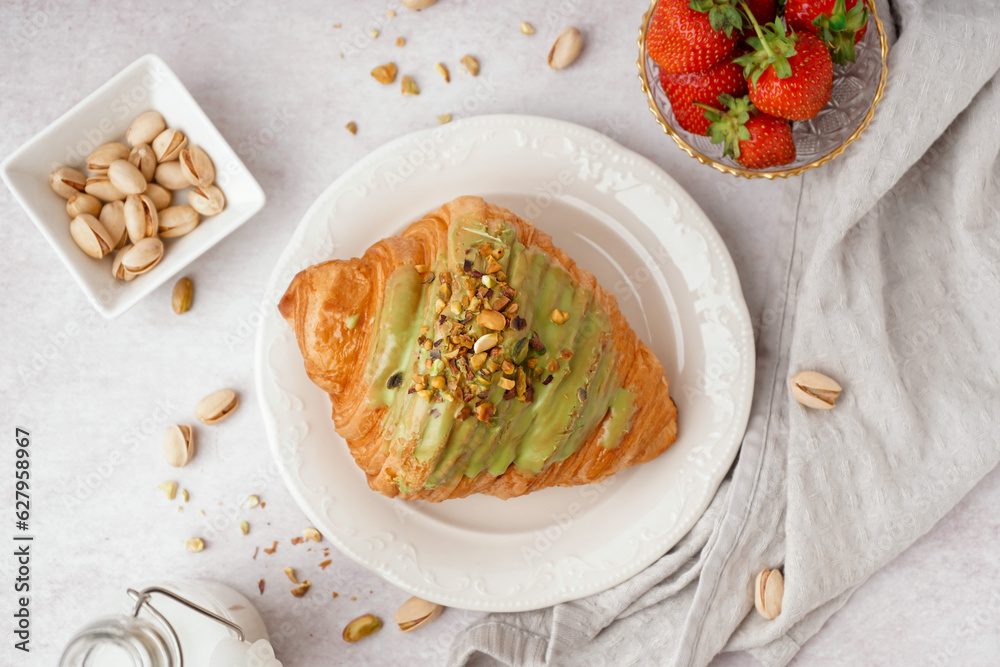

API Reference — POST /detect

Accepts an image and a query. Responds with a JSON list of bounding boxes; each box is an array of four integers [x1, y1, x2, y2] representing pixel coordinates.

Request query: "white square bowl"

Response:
[[1, 53, 266, 318]]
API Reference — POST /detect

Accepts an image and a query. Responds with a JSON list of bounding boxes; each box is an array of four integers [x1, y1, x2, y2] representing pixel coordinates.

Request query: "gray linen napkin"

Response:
[[449, 1, 1000, 665]]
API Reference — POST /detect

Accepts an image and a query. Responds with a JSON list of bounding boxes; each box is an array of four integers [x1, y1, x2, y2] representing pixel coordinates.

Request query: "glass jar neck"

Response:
[[59, 616, 177, 667]]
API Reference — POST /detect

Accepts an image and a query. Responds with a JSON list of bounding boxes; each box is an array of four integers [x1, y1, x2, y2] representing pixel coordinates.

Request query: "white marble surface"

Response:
[[0, 1, 996, 665]]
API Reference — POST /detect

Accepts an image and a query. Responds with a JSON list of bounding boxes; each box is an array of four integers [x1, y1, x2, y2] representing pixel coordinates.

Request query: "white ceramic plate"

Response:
[[255, 115, 753, 612], [1, 54, 265, 318]]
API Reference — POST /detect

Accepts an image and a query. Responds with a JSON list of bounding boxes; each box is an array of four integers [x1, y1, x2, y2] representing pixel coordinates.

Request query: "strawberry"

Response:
[[700, 94, 795, 168], [735, 19, 833, 120], [647, 0, 738, 74], [785, 0, 869, 64], [660, 58, 749, 135]]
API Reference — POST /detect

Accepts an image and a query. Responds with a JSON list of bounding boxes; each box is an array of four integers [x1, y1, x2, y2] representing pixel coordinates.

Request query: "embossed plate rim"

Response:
[[255, 114, 754, 611]]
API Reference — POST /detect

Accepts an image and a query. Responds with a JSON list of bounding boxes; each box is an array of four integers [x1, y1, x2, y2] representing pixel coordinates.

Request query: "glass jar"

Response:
[[60, 580, 279, 667]]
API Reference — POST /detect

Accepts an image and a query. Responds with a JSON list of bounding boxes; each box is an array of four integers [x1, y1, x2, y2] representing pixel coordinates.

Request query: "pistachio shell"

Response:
[[49, 167, 87, 199], [401, 0, 437, 8], [112, 244, 132, 280], [154, 161, 191, 190], [163, 424, 194, 467], [187, 185, 226, 216], [124, 194, 159, 243], [789, 371, 842, 409], [69, 214, 114, 259], [144, 183, 173, 210], [128, 143, 157, 182], [121, 236, 164, 275], [99, 201, 129, 249], [66, 193, 102, 218], [86, 142, 130, 174], [195, 388, 239, 425], [108, 159, 148, 196], [179, 145, 215, 188], [158, 205, 199, 238], [755, 568, 784, 620], [126, 111, 167, 147], [84, 175, 126, 202], [394, 597, 444, 632], [152, 128, 188, 162], [548, 27, 583, 70]]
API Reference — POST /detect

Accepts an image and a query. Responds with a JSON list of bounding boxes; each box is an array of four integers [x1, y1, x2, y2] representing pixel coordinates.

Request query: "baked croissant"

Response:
[[278, 196, 677, 502]]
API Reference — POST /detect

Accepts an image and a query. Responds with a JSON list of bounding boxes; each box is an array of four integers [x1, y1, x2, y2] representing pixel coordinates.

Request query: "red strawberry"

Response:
[[660, 58, 748, 135], [701, 94, 795, 168], [739, 0, 777, 41], [647, 0, 738, 74], [785, 0, 869, 64], [735, 20, 833, 120]]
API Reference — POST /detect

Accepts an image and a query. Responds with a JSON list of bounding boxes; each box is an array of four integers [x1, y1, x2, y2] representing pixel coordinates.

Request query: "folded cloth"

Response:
[[449, 1, 1000, 665]]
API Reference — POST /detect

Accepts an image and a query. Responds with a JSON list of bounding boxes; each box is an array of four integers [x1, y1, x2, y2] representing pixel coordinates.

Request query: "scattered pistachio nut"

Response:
[[121, 236, 164, 276], [789, 371, 842, 409], [476, 309, 506, 331], [402, 0, 437, 8], [401, 75, 419, 95], [127, 111, 167, 147], [100, 201, 129, 250], [284, 567, 298, 584], [343, 614, 382, 642], [124, 194, 158, 243], [754, 568, 784, 620], [69, 214, 115, 259], [437, 114, 452, 124], [394, 596, 444, 632], [195, 388, 239, 425], [154, 161, 191, 190], [179, 145, 215, 188], [240, 521, 249, 535], [67, 193, 102, 218], [185, 537, 205, 553], [187, 185, 225, 216], [158, 481, 178, 500], [86, 143, 130, 174], [520, 21, 535, 35], [290, 580, 311, 597], [162, 424, 194, 467], [345, 121, 357, 135], [303, 527, 322, 542], [158, 205, 199, 238], [84, 176, 126, 202], [473, 333, 498, 354], [548, 27, 583, 70], [246, 495, 260, 508], [371, 62, 398, 84], [152, 128, 188, 162], [435, 62, 450, 82], [49, 167, 87, 198], [180, 488, 189, 502], [145, 183, 173, 210], [172, 277, 193, 314], [460, 54, 479, 76], [128, 144, 157, 182], [551, 309, 569, 324]]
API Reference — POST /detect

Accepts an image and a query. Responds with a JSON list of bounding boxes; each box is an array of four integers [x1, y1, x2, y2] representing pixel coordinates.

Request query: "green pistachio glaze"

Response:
[[364, 213, 637, 492]]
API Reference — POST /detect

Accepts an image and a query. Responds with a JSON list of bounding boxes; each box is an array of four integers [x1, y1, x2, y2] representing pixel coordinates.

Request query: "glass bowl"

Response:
[[637, 0, 889, 179]]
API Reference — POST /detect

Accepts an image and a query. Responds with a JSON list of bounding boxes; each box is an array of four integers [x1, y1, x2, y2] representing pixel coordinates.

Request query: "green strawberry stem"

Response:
[[738, 0, 776, 60]]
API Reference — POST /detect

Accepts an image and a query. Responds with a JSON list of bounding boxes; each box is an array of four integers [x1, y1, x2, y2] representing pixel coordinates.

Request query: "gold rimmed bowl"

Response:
[[637, 0, 889, 179]]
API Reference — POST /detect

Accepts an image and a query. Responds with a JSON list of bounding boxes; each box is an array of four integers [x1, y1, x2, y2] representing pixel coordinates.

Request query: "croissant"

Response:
[[278, 196, 677, 502]]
